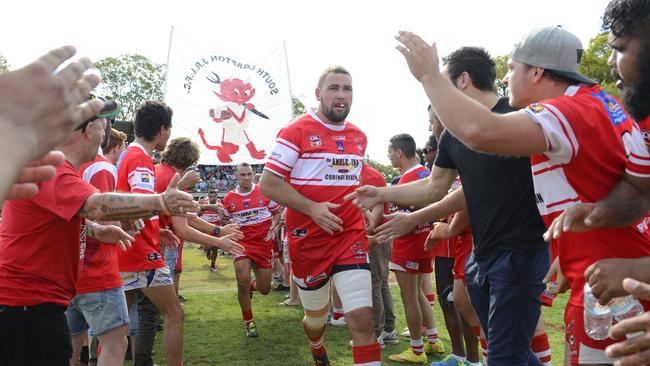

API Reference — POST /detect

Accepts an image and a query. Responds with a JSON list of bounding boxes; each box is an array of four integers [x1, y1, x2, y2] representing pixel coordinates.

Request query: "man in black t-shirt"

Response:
[[347, 47, 550, 365]]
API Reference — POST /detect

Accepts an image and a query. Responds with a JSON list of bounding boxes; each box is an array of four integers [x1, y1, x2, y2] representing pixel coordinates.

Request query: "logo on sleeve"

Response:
[[140, 173, 151, 183], [528, 103, 545, 113]]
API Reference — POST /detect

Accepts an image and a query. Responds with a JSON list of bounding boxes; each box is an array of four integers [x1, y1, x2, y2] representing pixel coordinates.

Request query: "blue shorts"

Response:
[[65, 286, 129, 337]]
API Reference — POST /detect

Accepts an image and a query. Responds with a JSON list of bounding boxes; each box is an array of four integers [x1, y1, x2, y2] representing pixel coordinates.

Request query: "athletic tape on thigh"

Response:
[[332, 269, 372, 313]]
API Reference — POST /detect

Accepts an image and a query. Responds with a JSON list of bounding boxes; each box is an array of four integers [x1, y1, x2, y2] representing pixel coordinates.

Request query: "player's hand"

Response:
[[7, 151, 65, 200], [344, 185, 384, 211], [220, 223, 243, 239], [543, 257, 569, 295], [367, 235, 379, 251], [544, 203, 607, 240], [424, 231, 442, 252], [264, 227, 277, 241], [93, 224, 135, 251], [374, 212, 416, 243], [605, 278, 650, 364], [430, 222, 452, 241], [307, 201, 343, 235], [585, 258, 645, 305], [159, 228, 180, 249], [216, 233, 244, 255], [395, 31, 442, 83], [162, 173, 200, 216], [178, 170, 200, 191]]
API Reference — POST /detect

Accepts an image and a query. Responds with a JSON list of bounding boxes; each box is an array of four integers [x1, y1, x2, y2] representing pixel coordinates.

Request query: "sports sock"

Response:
[[332, 307, 344, 320], [480, 336, 488, 365], [352, 343, 381, 366], [242, 309, 254, 325], [531, 333, 551, 366], [410, 338, 424, 355], [425, 293, 436, 306], [425, 327, 439, 344], [304, 322, 327, 359]]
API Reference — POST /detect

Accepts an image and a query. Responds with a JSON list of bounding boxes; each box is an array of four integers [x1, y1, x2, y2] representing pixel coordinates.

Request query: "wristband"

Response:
[[158, 195, 172, 216], [212, 226, 221, 236]]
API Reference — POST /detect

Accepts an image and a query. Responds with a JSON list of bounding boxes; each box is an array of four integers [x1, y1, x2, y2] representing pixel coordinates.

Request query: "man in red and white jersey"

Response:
[[261, 66, 380, 366], [116, 101, 186, 366], [65, 126, 129, 366], [384, 133, 445, 363], [0, 99, 197, 366], [200, 190, 224, 271], [223, 162, 280, 337], [394, 26, 650, 364]]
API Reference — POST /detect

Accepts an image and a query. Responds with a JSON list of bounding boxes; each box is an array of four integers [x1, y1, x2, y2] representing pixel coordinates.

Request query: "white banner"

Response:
[[165, 28, 292, 165]]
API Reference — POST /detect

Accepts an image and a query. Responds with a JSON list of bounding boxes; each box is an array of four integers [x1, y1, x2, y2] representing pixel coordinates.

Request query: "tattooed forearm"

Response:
[[80, 192, 161, 221]]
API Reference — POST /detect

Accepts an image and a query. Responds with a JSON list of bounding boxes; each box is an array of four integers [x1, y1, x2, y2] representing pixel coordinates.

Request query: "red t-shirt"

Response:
[[526, 85, 650, 307], [116, 143, 164, 272], [223, 184, 279, 247], [264, 110, 367, 242], [392, 165, 433, 260], [76, 155, 122, 293], [0, 161, 98, 306]]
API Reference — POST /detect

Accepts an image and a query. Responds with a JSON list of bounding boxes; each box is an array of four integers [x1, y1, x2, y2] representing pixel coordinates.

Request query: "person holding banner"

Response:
[[261, 66, 381, 366]]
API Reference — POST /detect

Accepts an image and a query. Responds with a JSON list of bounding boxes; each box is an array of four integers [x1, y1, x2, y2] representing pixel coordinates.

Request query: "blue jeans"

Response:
[[465, 247, 549, 366], [164, 247, 179, 273]]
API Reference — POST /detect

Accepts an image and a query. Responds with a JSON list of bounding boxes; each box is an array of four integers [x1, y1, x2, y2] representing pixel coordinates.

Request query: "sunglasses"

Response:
[[423, 148, 437, 154], [76, 94, 121, 131]]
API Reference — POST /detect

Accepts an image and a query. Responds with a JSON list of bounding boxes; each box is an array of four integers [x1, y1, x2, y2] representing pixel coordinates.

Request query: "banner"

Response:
[[165, 28, 292, 165]]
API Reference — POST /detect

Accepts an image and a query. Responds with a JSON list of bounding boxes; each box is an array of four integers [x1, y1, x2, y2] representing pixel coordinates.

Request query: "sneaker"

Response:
[[245, 321, 258, 337], [273, 284, 290, 291], [209, 266, 217, 272], [178, 295, 186, 303], [389, 348, 428, 363], [312, 358, 331, 366], [328, 316, 346, 326], [424, 341, 446, 355], [382, 329, 400, 345], [430, 355, 471, 366]]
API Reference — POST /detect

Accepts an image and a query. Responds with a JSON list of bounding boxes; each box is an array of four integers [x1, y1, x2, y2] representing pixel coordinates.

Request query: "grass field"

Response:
[[140, 243, 568, 365]]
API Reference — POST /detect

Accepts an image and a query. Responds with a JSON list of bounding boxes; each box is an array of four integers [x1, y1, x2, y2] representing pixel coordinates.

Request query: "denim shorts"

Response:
[[165, 247, 179, 273], [65, 286, 129, 336]]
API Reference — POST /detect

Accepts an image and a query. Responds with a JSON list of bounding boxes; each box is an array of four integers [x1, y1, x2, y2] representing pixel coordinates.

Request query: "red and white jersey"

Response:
[[264, 109, 367, 241], [525, 85, 650, 306], [393, 165, 433, 260], [116, 143, 163, 272], [223, 184, 279, 245], [200, 207, 222, 227], [76, 154, 122, 294]]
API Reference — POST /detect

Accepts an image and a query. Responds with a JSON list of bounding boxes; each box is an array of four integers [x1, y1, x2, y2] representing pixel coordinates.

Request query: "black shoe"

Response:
[[273, 284, 290, 291], [178, 295, 186, 303], [312, 354, 330, 366]]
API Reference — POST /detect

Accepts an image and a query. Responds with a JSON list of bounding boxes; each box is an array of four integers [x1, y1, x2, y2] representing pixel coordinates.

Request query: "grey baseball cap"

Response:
[[510, 26, 596, 85]]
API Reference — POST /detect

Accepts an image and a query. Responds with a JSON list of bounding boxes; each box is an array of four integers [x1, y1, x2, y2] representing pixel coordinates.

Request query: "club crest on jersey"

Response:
[[309, 135, 322, 147], [258, 198, 264, 206], [336, 141, 345, 152], [528, 103, 545, 113], [243, 200, 250, 209], [229, 203, 236, 211]]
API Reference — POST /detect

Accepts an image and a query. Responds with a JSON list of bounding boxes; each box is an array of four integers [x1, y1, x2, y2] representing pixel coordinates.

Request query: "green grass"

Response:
[[140, 244, 568, 365]]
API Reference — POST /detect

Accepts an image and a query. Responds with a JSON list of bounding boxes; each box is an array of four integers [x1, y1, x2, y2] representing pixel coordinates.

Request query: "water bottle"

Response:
[[584, 283, 612, 340], [610, 295, 645, 338]]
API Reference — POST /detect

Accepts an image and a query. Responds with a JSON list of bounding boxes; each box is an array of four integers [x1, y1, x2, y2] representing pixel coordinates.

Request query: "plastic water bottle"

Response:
[[584, 283, 612, 340], [610, 295, 645, 338]]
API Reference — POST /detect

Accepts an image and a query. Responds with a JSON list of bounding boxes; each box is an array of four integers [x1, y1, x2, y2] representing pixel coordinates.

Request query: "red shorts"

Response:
[[233, 240, 273, 269], [174, 242, 184, 272], [564, 302, 615, 365], [389, 256, 433, 274], [289, 230, 369, 289], [452, 231, 472, 280]]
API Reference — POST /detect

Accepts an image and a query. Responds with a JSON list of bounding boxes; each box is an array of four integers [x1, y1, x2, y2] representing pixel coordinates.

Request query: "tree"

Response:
[[94, 54, 166, 120], [292, 95, 306, 117], [0, 55, 9, 74], [579, 32, 617, 96], [366, 159, 400, 183], [493, 54, 509, 97]]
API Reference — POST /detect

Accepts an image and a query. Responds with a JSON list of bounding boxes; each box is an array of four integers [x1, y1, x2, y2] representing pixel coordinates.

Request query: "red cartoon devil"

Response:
[[198, 72, 269, 163]]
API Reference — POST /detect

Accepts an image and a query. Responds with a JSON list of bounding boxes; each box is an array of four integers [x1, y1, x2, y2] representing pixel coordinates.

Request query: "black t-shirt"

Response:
[[434, 97, 547, 260]]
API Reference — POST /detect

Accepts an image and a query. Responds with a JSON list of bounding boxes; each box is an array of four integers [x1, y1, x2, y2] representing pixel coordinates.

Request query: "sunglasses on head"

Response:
[[76, 94, 120, 131]]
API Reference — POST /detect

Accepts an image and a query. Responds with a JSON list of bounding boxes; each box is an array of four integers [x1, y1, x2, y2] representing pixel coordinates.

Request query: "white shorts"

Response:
[[121, 267, 173, 291]]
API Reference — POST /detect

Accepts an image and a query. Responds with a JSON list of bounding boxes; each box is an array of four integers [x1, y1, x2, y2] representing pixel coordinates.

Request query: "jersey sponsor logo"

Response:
[[416, 170, 430, 179], [306, 272, 328, 285], [271, 151, 282, 159], [591, 90, 627, 126], [336, 141, 344, 152], [332, 135, 346, 141], [326, 157, 360, 173], [528, 103, 545, 113], [147, 252, 162, 262], [291, 228, 308, 237], [309, 135, 322, 147]]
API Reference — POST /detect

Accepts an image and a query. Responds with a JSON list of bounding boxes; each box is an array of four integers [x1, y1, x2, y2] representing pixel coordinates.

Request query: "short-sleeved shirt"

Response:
[[392, 165, 433, 260], [0, 161, 98, 306], [116, 143, 164, 272], [223, 184, 279, 246], [76, 155, 122, 294], [525, 85, 650, 306], [435, 97, 547, 260]]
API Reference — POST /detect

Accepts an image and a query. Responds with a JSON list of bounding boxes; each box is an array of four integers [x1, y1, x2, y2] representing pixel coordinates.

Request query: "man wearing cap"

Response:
[[392, 26, 650, 365], [0, 97, 198, 366]]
